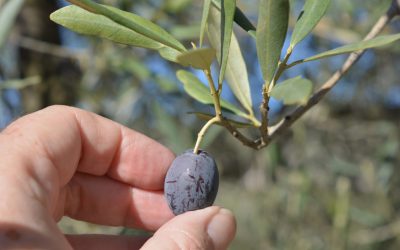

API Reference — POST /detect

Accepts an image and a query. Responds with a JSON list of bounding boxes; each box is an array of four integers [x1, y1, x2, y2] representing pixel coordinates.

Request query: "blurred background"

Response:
[[1, 0, 400, 249]]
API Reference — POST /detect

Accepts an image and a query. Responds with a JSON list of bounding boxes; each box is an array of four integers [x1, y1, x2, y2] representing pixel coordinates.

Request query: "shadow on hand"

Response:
[[0, 222, 65, 249]]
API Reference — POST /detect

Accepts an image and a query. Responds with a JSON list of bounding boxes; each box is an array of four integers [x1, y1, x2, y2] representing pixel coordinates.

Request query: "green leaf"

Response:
[[270, 76, 312, 105], [301, 33, 400, 62], [232, 5, 256, 32], [290, 0, 330, 48], [189, 112, 255, 128], [176, 48, 216, 70], [0, 76, 41, 90], [199, 0, 212, 47], [158, 47, 182, 63], [50, 5, 183, 63], [50, 5, 161, 49], [219, 0, 236, 86], [176, 70, 248, 117], [63, 0, 185, 52], [248, 30, 256, 39], [211, 0, 255, 33], [208, 6, 253, 114], [256, 0, 289, 84], [0, 0, 25, 50], [171, 24, 200, 40]]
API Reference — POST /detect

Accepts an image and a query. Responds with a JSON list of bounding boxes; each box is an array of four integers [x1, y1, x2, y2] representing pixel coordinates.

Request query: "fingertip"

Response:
[[141, 206, 236, 250], [207, 208, 237, 250]]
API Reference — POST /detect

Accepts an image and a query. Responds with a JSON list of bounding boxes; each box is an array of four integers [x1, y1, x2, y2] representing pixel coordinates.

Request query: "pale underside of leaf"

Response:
[[158, 47, 182, 63], [219, 0, 236, 86], [65, 0, 185, 52], [50, 5, 182, 62], [207, 5, 253, 114], [176, 48, 216, 70], [199, 0, 212, 47], [50, 6, 161, 49], [270, 76, 313, 105]]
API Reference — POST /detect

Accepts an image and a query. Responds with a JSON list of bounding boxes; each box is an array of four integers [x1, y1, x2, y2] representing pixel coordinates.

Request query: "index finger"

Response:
[[1, 105, 175, 191]]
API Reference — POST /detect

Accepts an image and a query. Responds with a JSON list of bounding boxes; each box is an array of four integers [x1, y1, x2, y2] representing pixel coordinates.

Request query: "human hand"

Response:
[[0, 105, 236, 249]]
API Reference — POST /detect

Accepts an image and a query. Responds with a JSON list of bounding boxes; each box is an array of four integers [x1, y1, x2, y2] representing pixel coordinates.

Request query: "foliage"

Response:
[[50, 0, 400, 152]]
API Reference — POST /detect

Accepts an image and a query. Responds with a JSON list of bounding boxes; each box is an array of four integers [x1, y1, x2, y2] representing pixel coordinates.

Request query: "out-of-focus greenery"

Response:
[[1, 0, 400, 249]]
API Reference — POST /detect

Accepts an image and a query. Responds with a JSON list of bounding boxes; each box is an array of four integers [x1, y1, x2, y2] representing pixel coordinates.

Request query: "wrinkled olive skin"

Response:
[[164, 150, 219, 215]]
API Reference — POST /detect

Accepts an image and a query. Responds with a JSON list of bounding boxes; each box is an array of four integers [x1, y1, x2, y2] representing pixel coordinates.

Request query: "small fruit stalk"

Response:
[[164, 149, 219, 215]]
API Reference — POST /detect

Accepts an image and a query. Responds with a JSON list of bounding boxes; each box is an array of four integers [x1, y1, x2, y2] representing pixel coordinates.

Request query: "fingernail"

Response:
[[207, 208, 236, 249]]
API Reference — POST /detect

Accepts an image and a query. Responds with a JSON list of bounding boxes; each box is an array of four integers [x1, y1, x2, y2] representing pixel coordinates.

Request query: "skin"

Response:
[[0, 105, 236, 250]]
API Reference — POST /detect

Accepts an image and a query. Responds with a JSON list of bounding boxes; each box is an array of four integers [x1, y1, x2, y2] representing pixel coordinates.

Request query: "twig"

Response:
[[259, 47, 293, 146], [258, 0, 399, 147], [194, 66, 259, 151], [220, 116, 260, 149]]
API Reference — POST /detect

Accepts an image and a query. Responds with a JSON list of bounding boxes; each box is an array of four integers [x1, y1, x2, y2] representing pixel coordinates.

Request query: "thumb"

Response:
[[141, 206, 236, 250]]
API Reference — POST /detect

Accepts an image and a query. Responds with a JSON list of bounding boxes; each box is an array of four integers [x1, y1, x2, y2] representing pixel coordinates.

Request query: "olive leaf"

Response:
[[270, 76, 313, 105], [219, 0, 236, 86], [299, 33, 400, 63], [176, 70, 248, 118], [199, 0, 212, 47], [290, 0, 331, 49], [211, 0, 255, 32], [63, 0, 185, 52], [50, 5, 182, 62], [256, 0, 289, 84], [176, 48, 216, 70], [158, 47, 182, 63], [51, 6, 161, 49], [207, 5, 253, 114]]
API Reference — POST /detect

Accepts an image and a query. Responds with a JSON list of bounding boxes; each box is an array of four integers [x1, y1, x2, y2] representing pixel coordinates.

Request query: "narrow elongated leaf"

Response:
[[0, 0, 25, 50], [248, 30, 256, 39], [189, 112, 255, 128], [208, 6, 253, 114], [51, 5, 182, 62], [199, 0, 212, 47], [176, 48, 216, 69], [290, 0, 330, 48], [219, 0, 236, 86], [233, 6, 256, 32], [256, 0, 289, 84], [158, 47, 182, 63], [270, 76, 312, 105], [171, 24, 200, 40], [51, 6, 162, 49], [301, 33, 400, 62], [0, 76, 41, 90], [211, 0, 255, 32], [176, 70, 248, 117], [65, 0, 185, 52]]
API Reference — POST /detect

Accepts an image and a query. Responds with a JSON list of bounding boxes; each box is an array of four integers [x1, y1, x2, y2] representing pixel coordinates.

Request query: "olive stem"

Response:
[[193, 116, 220, 154], [204, 67, 222, 117], [259, 48, 292, 146]]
